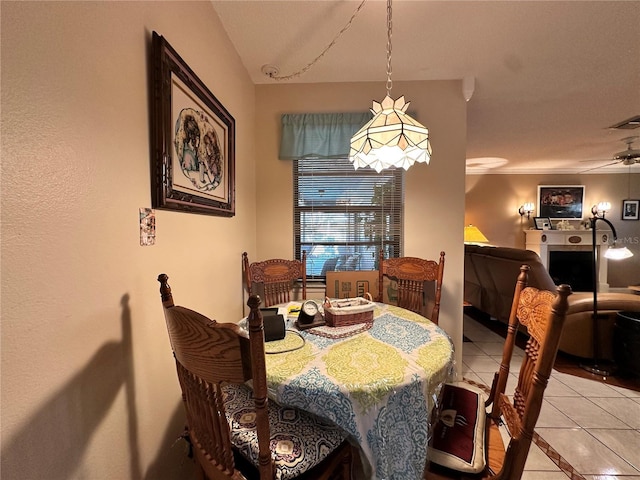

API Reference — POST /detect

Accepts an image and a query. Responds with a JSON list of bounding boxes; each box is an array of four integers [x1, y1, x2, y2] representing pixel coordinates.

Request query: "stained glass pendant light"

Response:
[[349, 0, 432, 172]]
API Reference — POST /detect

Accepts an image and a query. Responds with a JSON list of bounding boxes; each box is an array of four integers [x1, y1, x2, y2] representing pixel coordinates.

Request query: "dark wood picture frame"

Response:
[[151, 32, 235, 217], [622, 199, 639, 220], [533, 217, 552, 230], [537, 185, 585, 220]]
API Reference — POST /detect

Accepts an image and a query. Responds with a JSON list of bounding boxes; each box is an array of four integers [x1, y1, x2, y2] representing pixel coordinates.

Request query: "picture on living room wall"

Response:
[[537, 185, 585, 220], [622, 199, 639, 220], [151, 32, 235, 217]]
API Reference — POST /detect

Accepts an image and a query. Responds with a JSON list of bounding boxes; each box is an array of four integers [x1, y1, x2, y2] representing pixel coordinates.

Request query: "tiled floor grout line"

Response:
[[580, 426, 640, 476], [539, 378, 640, 478]]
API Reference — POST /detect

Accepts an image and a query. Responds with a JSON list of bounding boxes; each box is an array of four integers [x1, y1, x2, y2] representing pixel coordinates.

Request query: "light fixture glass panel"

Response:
[[350, 96, 432, 173], [597, 201, 611, 213]]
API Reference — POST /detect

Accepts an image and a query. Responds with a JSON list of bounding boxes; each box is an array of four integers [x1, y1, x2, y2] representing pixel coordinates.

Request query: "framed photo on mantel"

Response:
[[537, 185, 585, 220], [533, 217, 552, 230]]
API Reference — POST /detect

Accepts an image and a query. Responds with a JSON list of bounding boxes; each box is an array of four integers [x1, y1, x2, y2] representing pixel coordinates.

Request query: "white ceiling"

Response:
[[211, 0, 640, 174]]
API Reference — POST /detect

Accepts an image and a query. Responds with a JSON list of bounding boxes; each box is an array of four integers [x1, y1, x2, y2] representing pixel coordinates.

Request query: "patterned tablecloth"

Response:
[[262, 302, 455, 480]]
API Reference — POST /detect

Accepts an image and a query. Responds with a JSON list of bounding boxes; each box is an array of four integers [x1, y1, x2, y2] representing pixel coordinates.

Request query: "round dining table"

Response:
[[253, 301, 455, 480]]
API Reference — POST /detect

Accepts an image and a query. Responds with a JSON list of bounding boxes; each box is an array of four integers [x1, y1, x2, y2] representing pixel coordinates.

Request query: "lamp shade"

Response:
[[464, 225, 489, 243], [604, 245, 633, 260], [349, 95, 431, 173]]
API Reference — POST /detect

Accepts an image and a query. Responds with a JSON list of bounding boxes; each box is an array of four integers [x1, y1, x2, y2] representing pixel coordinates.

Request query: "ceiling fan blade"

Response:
[[579, 158, 611, 163], [579, 160, 621, 173]]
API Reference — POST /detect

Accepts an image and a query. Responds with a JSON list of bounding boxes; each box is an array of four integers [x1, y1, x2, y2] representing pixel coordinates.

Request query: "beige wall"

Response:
[[1, 2, 255, 479], [466, 173, 640, 287], [254, 81, 467, 374]]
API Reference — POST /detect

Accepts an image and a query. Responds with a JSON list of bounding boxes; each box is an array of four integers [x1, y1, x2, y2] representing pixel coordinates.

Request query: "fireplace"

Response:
[[524, 229, 610, 292], [548, 250, 594, 292]]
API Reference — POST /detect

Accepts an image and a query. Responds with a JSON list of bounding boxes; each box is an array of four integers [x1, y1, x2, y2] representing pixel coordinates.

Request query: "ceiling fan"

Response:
[[612, 136, 640, 163], [581, 136, 640, 172]]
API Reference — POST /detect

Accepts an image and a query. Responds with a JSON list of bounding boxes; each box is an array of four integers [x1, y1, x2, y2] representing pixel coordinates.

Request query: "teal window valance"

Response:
[[279, 112, 372, 160]]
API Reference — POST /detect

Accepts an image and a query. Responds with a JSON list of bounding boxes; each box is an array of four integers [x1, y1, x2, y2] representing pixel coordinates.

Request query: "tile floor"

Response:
[[461, 314, 640, 480]]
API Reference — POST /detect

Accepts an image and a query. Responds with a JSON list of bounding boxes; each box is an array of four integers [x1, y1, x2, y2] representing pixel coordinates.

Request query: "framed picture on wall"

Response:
[[537, 185, 585, 220], [622, 199, 639, 220], [150, 32, 235, 217]]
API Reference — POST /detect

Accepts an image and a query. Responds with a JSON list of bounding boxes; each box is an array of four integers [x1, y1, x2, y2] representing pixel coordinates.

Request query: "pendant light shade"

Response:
[[349, 95, 431, 172], [349, 0, 432, 172]]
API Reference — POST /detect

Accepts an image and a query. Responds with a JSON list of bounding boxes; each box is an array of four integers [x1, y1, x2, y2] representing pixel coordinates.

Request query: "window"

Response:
[[294, 157, 403, 279]]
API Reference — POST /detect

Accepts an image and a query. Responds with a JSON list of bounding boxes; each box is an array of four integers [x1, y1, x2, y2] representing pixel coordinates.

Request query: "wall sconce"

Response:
[[591, 201, 611, 218], [518, 202, 535, 219]]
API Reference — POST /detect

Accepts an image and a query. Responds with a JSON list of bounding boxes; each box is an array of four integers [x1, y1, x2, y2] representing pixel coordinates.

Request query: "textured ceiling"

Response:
[[212, 0, 640, 174]]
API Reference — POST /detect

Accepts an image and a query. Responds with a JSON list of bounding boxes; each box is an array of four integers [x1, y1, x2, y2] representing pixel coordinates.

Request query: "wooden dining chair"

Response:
[[242, 251, 307, 307], [378, 250, 445, 323], [425, 265, 572, 480], [157, 274, 352, 480]]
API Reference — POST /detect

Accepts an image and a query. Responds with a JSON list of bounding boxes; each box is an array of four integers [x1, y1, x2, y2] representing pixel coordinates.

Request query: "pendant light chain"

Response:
[[386, 0, 393, 97], [265, 0, 367, 81]]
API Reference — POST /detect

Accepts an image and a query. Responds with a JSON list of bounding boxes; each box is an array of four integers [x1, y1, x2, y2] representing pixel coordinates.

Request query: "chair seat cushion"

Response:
[[428, 382, 487, 473], [223, 383, 348, 480]]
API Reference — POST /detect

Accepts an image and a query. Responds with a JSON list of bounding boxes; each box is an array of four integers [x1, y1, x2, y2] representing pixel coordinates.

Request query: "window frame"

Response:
[[293, 157, 404, 280]]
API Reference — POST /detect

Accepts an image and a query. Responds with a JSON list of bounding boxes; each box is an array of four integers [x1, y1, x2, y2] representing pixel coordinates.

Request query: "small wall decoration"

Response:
[[151, 32, 235, 217], [537, 185, 585, 220], [622, 199, 639, 220], [139, 208, 156, 246]]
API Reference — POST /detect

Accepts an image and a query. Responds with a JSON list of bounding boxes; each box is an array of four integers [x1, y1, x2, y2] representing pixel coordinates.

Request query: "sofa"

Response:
[[464, 244, 640, 360]]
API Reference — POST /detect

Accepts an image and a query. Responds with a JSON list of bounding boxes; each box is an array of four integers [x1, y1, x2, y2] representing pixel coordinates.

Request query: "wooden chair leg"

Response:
[[340, 444, 352, 479]]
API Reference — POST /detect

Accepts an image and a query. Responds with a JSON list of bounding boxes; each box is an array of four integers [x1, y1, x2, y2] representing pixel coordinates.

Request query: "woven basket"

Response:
[[323, 294, 374, 327]]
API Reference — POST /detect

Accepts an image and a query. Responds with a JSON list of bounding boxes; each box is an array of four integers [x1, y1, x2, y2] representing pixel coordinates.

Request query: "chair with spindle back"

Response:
[[425, 265, 572, 480], [242, 251, 306, 307], [378, 250, 445, 324], [157, 273, 352, 480]]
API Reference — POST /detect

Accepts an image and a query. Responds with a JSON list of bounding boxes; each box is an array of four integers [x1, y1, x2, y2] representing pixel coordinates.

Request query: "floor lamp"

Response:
[[581, 216, 633, 376]]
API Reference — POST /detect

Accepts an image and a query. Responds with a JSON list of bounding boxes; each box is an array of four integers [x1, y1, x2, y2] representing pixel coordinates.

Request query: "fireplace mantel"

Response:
[[524, 229, 610, 292]]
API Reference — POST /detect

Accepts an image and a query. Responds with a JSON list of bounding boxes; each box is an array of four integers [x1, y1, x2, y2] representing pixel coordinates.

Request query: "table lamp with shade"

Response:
[[464, 225, 489, 244]]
